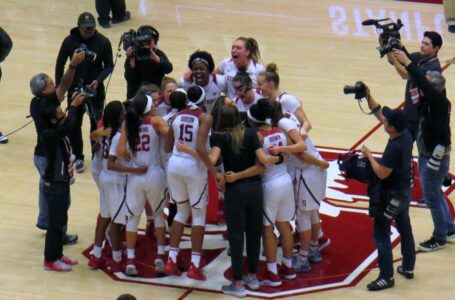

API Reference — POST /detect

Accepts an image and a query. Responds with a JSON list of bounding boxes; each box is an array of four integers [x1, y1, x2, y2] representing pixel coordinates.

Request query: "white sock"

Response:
[[310, 240, 318, 251], [127, 248, 135, 259], [112, 250, 122, 263], [157, 245, 165, 255], [169, 247, 179, 263], [282, 257, 292, 268], [92, 245, 102, 258], [191, 252, 202, 267], [267, 262, 278, 274], [299, 249, 309, 258]]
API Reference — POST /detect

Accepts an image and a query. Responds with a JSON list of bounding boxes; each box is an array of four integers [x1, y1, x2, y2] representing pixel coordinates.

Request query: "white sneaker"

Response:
[[221, 283, 246, 298]]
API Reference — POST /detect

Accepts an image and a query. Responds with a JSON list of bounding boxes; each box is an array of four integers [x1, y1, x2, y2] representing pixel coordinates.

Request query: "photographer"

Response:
[[40, 91, 85, 271], [0, 26, 13, 143], [30, 50, 85, 245], [385, 31, 442, 140], [361, 85, 415, 291], [55, 12, 114, 173], [393, 49, 455, 252], [124, 26, 173, 99]]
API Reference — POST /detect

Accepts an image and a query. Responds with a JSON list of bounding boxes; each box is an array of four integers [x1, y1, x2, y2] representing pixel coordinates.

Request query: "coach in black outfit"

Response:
[[361, 86, 415, 291], [124, 25, 173, 99], [55, 12, 114, 173]]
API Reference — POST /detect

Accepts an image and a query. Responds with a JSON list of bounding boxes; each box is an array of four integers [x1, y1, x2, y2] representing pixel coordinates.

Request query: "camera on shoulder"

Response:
[[362, 18, 403, 57], [121, 29, 153, 61], [76, 43, 97, 61]]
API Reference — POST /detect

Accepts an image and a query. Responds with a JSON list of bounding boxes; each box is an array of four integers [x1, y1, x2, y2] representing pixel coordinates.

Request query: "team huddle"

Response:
[[85, 36, 331, 296]]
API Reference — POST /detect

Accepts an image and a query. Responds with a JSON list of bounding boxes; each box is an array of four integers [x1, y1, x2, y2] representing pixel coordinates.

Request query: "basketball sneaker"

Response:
[[279, 264, 297, 280], [242, 275, 259, 290], [222, 283, 246, 298], [164, 258, 181, 276], [261, 270, 282, 287], [88, 255, 107, 269], [43, 260, 72, 272], [187, 263, 206, 281], [60, 256, 78, 265], [125, 258, 138, 276]]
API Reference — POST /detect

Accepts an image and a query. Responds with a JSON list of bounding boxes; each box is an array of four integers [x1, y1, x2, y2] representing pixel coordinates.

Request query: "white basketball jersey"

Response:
[[179, 73, 227, 114], [277, 92, 301, 114], [218, 58, 265, 99], [234, 91, 261, 112], [159, 109, 178, 170], [260, 127, 288, 182], [171, 108, 203, 162], [130, 117, 161, 167], [100, 131, 130, 181]]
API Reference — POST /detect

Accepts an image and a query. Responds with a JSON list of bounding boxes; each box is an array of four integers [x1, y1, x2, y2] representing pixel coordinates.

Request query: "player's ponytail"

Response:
[[125, 94, 147, 155], [102, 101, 124, 144]]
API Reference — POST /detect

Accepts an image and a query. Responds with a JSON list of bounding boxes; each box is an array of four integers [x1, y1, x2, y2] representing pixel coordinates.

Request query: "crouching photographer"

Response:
[[123, 25, 173, 98], [349, 83, 416, 290]]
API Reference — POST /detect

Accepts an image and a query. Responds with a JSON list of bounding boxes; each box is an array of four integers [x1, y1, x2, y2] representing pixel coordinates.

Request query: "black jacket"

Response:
[[55, 28, 113, 87], [406, 62, 451, 152], [124, 48, 172, 98], [41, 106, 78, 183], [0, 27, 12, 63]]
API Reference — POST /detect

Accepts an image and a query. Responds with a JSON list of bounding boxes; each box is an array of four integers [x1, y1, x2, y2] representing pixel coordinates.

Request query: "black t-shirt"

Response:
[[380, 129, 413, 191], [210, 127, 262, 181], [404, 52, 441, 122], [30, 92, 59, 156]]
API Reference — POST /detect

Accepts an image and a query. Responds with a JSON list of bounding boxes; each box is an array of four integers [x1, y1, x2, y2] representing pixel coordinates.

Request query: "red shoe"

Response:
[[261, 270, 282, 287], [125, 258, 138, 276], [318, 235, 331, 251], [88, 255, 107, 269], [108, 259, 124, 273], [43, 260, 72, 272], [187, 263, 206, 281], [164, 258, 181, 276], [279, 264, 296, 280], [60, 256, 78, 266], [146, 220, 155, 239]]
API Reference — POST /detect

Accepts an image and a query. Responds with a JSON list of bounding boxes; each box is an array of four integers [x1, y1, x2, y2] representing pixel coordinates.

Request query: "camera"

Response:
[[121, 29, 153, 61], [362, 18, 403, 57], [343, 81, 366, 100], [76, 44, 97, 61], [75, 81, 96, 100]]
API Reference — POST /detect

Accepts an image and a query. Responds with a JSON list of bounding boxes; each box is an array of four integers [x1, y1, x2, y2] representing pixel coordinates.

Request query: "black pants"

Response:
[[44, 182, 70, 262], [225, 179, 263, 281], [67, 85, 105, 161], [95, 0, 126, 23]]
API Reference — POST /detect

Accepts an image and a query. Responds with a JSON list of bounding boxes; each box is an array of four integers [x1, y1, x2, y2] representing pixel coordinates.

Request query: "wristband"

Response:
[[371, 104, 381, 114], [275, 153, 284, 165], [68, 64, 77, 69]]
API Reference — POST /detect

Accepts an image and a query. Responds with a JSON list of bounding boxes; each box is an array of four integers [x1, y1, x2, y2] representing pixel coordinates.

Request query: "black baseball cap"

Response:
[[78, 12, 96, 28], [382, 106, 408, 132]]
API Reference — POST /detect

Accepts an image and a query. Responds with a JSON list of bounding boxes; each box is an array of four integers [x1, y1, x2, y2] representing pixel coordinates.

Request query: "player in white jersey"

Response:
[[215, 37, 265, 99], [87, 101, 147, 271], [164, 89, 212, 281], [154, 77, 177, 117], [232, 71, 261, 112], [257, 63, 312, 137], [268, 100, 329, 273], [179, 50, 227, 114], [118, 94, 169, 276], [247, 100, 306, 286]]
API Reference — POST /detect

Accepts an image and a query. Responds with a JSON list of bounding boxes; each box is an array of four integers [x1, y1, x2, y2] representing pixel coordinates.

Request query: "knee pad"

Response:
[[296, 210, 312, 232], [174, 202, 191, 225], [154, 210, 166, 228], [191, 206, 207, 227], [126, 214, 141, 232]]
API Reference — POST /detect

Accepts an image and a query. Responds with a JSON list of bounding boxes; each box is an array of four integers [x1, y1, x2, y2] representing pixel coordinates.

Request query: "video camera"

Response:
[[362, 18, 403, 57], [76, 44, 97, 61], [121, 29, 154, 61], [343, 81, 366, 100]]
